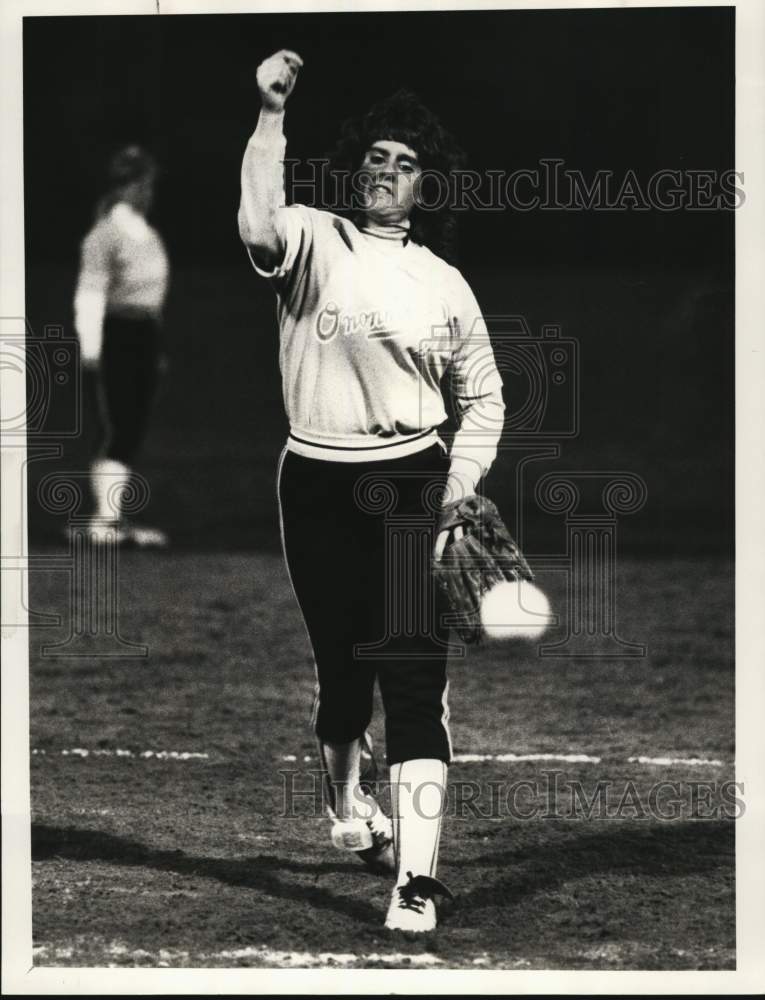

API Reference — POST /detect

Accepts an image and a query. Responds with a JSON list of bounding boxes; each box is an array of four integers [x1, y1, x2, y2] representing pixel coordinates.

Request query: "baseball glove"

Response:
[[432, 495, 534, 643]]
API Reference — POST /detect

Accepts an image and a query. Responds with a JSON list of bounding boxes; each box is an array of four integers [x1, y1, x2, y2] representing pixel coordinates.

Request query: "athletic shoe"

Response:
[[356, 807, 395, 874], [66, 519, 168, 549], [66, 519, 128, 545], [124, 523, 169, 549], [384, 871, 455, 934], [330, 803, 395, 874], [327, 731, 395, 874]]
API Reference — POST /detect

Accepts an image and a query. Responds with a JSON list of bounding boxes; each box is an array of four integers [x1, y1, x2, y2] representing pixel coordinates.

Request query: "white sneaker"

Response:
[[331, 816, 374, 852], [126, 524, 169, 548], [330, 808, 395, 874], [325, 731, 394, 874], [67, 519, 168, 549], [67, 519, 128, 545], [384, 872, 454, 934]]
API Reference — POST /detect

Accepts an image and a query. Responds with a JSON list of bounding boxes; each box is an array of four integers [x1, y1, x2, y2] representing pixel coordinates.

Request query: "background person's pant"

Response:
[[98, 314, 160, 464]]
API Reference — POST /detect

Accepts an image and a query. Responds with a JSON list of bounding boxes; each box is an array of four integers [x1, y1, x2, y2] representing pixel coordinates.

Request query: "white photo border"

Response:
[[2, 0, 763, 993]]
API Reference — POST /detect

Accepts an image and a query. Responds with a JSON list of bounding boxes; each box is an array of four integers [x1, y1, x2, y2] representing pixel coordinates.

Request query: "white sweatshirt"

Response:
[[73, 202, 169, 363], [247, 203, 505, 480]]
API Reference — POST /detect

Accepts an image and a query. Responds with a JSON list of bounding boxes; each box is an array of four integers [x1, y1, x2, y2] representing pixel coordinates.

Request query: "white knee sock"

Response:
[[91, 458, 130, 521], [390, 758, 448, 881], [320, 738, 367, 821]]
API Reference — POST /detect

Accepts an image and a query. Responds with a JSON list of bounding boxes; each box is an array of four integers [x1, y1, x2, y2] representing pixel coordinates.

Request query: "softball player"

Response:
[[74, 145, 169, 546], [239, 51, 504, 933]]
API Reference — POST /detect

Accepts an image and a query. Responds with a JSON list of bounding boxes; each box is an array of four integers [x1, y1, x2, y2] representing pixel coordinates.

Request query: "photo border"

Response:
[[2, 0, 762, 993]]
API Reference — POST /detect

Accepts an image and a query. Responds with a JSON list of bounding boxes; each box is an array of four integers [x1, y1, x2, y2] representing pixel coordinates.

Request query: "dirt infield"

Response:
[[28, 553, 734, 970]]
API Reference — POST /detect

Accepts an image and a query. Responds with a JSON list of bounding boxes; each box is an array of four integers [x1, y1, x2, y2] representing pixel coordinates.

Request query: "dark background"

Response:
[[23, 7, 734, 555]]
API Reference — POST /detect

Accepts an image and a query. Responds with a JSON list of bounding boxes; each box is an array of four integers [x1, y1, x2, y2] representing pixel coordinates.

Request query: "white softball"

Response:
[[480, 580, 553, 641]]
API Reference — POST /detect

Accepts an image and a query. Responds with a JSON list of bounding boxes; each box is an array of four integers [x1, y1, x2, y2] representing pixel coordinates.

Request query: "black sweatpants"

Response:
[[98, 315, 160, 463], [278, 443, 452, 766]]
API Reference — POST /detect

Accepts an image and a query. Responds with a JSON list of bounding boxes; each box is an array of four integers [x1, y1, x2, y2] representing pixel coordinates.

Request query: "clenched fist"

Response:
[[256, 49, 303, 112]]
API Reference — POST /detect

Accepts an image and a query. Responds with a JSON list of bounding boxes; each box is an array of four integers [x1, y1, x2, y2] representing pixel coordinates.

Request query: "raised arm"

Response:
[[238, 49, 303, 271]]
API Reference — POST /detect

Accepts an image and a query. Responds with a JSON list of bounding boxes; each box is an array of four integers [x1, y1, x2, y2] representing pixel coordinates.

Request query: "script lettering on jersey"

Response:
[[315, 300, 398, 342]]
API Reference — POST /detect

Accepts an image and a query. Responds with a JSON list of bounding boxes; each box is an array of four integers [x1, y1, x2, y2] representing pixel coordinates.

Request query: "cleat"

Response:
[[331, 816, 374, 852], [327, 730, 395, 874], [354, 807, 395, 874], [384, 871, 454, 934], [330, 805, 395, 874]]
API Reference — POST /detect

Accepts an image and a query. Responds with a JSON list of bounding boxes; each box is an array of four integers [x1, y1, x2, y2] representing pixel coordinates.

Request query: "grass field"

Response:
[[28, 551, 734, 970]]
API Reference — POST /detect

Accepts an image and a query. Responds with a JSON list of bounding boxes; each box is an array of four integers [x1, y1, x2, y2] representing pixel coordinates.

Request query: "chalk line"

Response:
[[31, 748, 729, 767], [33, 942, 445, 968], [627, 755, 724, 767], [32, 748, 209, 760], [281, 751, 729, 767]]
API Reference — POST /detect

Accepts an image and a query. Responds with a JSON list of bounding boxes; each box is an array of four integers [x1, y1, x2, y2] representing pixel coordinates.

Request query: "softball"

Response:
[[480, 580, 553, 641]]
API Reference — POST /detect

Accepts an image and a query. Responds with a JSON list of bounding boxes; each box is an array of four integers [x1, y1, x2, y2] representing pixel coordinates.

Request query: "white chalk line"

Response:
[[282, 752, 727, 767], [32, 939, 734, 969], [627, 755, 724, 767], [32, 749, 728, 767], [33, 942, 445, 968], [282, 752, 601, 764], [32, 748, 209, 761], [453, 752, 601, 764]]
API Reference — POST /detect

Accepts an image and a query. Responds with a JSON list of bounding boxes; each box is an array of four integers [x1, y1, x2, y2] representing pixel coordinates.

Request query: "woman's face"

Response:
[[357, 140, 421, 223]]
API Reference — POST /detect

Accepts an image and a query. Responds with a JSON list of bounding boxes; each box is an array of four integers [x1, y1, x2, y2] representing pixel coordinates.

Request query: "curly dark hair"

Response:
[[326, 90, 467, 264]]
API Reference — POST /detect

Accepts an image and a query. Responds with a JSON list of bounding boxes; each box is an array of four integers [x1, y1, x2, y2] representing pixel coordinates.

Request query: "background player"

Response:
[[239, 50, 505, 933], [73, 144, 170, 546]]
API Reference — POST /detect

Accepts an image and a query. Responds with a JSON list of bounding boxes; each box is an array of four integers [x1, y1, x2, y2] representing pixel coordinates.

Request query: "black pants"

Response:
[[278, 444, 452, 766], [96, 315, 160, 464]]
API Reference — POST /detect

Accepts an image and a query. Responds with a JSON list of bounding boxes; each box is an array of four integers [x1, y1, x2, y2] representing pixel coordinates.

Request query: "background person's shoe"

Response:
[[125, 523, 169, 548], [65, 519, 168, 548], [65, 519, 128, 545]]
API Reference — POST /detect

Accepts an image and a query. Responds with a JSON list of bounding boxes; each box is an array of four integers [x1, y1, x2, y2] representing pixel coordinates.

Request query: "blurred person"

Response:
[[73, 144, 170, 546], [239, 51, 504, 933]]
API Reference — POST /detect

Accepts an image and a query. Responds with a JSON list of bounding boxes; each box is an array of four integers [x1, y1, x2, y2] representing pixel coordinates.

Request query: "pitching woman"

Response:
[[74, 145, 169, 546], [239, 50, 504, 933]]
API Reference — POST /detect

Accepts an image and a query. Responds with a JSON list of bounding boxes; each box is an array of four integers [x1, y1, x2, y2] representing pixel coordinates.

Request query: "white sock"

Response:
[[91, 458, 130, 521], [320, 738, 374, 821], [390, 758, 447, 882]]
